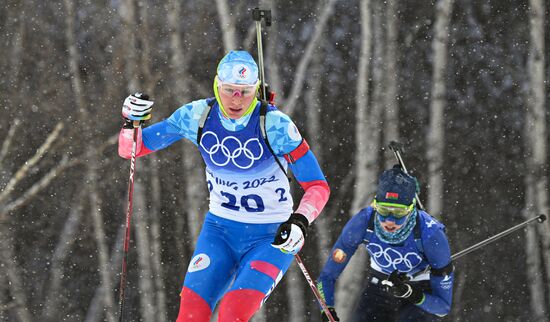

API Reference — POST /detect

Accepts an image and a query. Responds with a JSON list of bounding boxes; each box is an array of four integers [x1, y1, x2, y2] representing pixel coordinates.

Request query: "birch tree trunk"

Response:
[[63, 1, 116, 321], [148, 158, 168, 322], [305, 49, 332, 266], [284, 265, 306, 322], [42, 189, 85, 321], [138, 4, 168, 320], [383, 1, 400, 167], [282, 0, 337, 117], [166, 1, 188, 262], [426, 0, 454, 218], [169, 0, 208, 245], [0, 225, 32, 322], [84, 226, 125, 322], [120, 0, 157, 322], [133, 181, 157, 321], [215, 0, 236, 51], [525, 0, 549, 318], [338, 1, 373, 319]]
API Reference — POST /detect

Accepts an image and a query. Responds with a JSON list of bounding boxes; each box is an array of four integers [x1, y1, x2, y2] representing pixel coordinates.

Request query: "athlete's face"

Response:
[[218, 81, 258, 119], [377, 212, 409, 232], [379, 219, 405, 233]]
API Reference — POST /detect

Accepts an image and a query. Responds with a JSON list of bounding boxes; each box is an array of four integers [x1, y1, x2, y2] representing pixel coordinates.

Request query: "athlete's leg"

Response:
[[350, 281, 399, 322], [397, 304, 444, 322], [217, 239, 294, 322], [177, 215, 237, 322]]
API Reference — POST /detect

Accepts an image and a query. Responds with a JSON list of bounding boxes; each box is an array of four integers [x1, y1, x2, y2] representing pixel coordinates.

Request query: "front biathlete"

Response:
[[118, 51, 330, 322]]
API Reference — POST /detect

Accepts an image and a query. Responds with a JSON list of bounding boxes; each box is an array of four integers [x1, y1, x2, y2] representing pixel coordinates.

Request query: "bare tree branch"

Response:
[[0, 122, 64, 205], [0, 156, 81, 221], [0, 118, 21, 167]]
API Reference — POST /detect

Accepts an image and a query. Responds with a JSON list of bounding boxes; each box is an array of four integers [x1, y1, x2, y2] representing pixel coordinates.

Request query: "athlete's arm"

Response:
[[316, 210, 370, 307], [417, 228, 454, 316], [119, 99, 207, 159], [266, 110, 330, 223]]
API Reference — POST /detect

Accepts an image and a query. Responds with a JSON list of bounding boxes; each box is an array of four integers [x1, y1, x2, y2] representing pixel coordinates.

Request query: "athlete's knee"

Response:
[[177, 286, 212, 322], [217, 289, 265, 322]]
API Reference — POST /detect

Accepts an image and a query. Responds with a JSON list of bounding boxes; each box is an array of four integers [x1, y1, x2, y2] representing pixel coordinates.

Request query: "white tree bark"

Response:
[[64, 1, 116, 321], [338, 1, 373, 319], [383, 1, 400, 167], [138, 4, 168, 320], [133, 181, 157, 321], [305, 49, 332, 266], [168, 0, 208, 246], [525, 0, 549, 317], [42, 189, 85, 320], [282, 0, 338, 117], [84, 226, 125, 322], [284, 264, 305, 322], [215, 0, 236, 51], [426, 0, 454, 218], [168, 0, 194, 248], [351, 0, 375, 216], [0, 225, 32, 322], [149, 159, 168, 322]]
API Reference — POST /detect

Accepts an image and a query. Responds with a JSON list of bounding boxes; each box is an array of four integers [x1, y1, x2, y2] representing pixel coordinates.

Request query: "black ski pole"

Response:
[[252, 7, 335, 322], [412, 214, 547, 277], [118, 120, 141, 322], [451, 214, 546, 260], [387, 141, 425, 210], [252, 7, 271, 101]]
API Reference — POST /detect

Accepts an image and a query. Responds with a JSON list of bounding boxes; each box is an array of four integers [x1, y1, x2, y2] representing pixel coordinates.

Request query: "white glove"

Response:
[[271, 213, 308, 255], [122, 93, 154, 121]]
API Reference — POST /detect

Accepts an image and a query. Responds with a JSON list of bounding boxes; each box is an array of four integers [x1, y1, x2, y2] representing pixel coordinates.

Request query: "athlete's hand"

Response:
[[381, 270, 424, 304], [320, 307, 340, 321], [271, 213, 308, 255], [122, 93, 154, 127]]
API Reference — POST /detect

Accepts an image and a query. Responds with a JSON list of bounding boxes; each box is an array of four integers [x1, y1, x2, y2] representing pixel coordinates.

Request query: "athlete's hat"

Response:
[[375, 165, 417, 206], [217, 51, 259, 85]]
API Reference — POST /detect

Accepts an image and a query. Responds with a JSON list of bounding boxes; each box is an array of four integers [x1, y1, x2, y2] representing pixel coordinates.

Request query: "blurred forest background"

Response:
[[1, 0, 549, 321]]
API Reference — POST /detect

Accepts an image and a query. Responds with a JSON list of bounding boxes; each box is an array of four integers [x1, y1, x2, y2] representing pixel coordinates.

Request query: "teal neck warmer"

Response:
[[374, 209, 418, 245]]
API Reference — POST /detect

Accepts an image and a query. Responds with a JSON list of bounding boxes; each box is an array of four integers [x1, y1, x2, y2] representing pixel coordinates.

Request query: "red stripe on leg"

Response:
[[218, 289, 265, 322], [250, 260, 281, 281], [176, 286, 212, 322]]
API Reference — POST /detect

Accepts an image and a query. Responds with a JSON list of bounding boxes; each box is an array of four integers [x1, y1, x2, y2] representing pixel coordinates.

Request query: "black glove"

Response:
[[271, 213, 309, 255], [321, 307, 340, 321], [381, 270, 424, 304]]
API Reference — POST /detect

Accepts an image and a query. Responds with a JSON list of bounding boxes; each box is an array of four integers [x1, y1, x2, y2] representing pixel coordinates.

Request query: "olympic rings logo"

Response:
[[367, 243, 423, 272], [200, 131, 264, 169]]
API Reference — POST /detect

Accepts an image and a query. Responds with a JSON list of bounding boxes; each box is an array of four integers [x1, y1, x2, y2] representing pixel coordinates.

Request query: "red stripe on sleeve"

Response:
[[283, 139, 310, 164]]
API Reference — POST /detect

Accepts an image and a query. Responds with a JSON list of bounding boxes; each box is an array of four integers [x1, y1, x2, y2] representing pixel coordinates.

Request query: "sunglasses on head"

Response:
[[371, 199, 415, 218]]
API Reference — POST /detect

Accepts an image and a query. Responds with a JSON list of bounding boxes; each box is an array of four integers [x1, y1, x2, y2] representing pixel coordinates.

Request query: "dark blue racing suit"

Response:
[[317, 207, 453, 321]]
